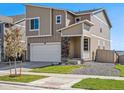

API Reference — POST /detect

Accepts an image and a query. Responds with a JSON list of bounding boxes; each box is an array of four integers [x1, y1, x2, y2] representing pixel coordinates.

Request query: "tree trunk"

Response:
[[14, 58, 17, 75], [20, 61, 22, 75], [9, 60, 12, 76]]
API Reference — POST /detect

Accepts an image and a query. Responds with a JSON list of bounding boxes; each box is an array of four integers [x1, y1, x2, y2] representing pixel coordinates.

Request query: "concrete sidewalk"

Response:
[[1, 70, 124, 89], [23, 72, 124, 80]]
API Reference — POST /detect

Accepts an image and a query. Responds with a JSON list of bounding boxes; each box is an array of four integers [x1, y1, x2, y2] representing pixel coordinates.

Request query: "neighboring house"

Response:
[[25, 4, 112, 63], [0, 14, 26, 62], [0, 15, 13, 61]]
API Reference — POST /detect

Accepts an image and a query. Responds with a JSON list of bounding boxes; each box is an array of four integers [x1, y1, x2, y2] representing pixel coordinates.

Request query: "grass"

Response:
[[72, 78, 124, 90], [0, 75, 47, 83], [31, 65, 83, 74], [115, 64, 124, 77]]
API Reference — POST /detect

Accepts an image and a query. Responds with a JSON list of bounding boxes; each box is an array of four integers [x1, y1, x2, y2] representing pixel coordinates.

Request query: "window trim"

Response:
[[84, 38, 90, 51], [75, 17, 81, 23], [56, 15, 62, 24], [29, 17, 40, 31]]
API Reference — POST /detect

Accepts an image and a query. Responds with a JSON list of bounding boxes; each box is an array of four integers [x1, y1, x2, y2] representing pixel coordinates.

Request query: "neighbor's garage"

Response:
[[30, 42, 61, 62]]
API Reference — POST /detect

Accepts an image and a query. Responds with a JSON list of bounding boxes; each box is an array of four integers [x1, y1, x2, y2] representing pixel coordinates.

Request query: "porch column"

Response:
[[81, 36, 84, 59]]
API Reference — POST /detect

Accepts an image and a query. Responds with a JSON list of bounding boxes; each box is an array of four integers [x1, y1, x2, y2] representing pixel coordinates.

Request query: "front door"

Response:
[[83, 37, 90, 60]]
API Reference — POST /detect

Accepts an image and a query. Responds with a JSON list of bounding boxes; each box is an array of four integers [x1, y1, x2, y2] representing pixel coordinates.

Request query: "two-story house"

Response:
[[25, 4, 112, 63]]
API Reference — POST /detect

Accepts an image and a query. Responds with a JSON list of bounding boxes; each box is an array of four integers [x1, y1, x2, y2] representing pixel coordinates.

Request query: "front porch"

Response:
[[58, 20, 94, 62], [61, 36, 91, 62]]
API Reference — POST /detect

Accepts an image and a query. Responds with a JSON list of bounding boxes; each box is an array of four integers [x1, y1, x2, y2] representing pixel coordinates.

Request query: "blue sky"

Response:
[[0, 3, 124, 50]]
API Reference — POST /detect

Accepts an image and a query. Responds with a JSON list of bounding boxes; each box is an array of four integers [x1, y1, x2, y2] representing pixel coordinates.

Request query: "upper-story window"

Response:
[[56, 15, 61, 24], [30, 18, 39, 31], [84, 23, 91, 31], [75, 17, 81, 23]]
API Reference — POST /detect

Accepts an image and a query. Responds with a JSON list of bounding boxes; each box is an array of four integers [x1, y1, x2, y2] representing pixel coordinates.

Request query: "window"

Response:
[[56, 15, 61, 24], [75, 17, 81, 23], [84, 23, 91, 31], [30, 18, 39, 31], [84, 38, 89, 51]]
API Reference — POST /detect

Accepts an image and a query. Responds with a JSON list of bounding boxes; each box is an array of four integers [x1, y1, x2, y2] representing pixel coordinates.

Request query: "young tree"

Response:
[[5, 27, 24, 76]]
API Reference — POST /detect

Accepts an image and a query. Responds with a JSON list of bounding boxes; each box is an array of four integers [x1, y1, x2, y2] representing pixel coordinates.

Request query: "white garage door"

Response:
[[30, 42, 61, 62]]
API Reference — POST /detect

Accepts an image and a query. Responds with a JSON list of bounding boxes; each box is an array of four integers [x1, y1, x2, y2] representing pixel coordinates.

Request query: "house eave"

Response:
[[57, 19, 94, 32]]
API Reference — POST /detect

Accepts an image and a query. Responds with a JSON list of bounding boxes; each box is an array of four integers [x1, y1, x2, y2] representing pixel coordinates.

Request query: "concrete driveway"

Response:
[[72, 62, 120, 76], [0, 62, 53, 70]]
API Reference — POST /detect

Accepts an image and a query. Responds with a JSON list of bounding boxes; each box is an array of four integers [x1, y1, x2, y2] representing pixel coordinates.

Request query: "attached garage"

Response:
[[30, 42, 61, 62]]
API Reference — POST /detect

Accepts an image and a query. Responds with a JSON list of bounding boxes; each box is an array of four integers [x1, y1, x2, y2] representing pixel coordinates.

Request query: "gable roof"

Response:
[[57, 19, 94, 32], [25, 4, 112, 28], [9, 14, 26, 23], [0, 15, 13, 23], [74, 8, 112, 28], [102, 9, 112, 28], [74, 8, 102, 14], [92, 9, 112, 28]]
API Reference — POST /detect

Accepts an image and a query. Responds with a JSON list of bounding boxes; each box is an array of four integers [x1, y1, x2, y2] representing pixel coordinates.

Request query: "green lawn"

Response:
[[31, 65, 83, 74], [0, 75, 47, 83], [115, 64, 124, 77], [72, 78, 124, 90]]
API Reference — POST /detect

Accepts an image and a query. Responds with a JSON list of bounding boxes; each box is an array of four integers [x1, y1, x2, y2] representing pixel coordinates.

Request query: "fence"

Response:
[[95, 49, 118, 63], [118, 55, 124, 65]]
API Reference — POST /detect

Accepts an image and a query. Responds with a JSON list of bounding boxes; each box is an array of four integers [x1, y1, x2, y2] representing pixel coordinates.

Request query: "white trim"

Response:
[[91, 34, 110, 41], [74, 12, 92, 15], [29, 17, 40, 31], [93, 15, 108, 27], [65, 11, 68, 27], [61, 34, 82, 37], [27, 35, 52, 38], [81, 36, 83, 59], [84, 37, 90, 51], [30, 42, 61, 46], [46, 42, 61, 45], [26, 17, 40, 20], [92, 9, 104, 14], [57, 19, 94, 32], [49, 8, 52, 36], [75, 17, 81, 23], [56, 15, 62, 24], [14, 18, 26, 24]]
